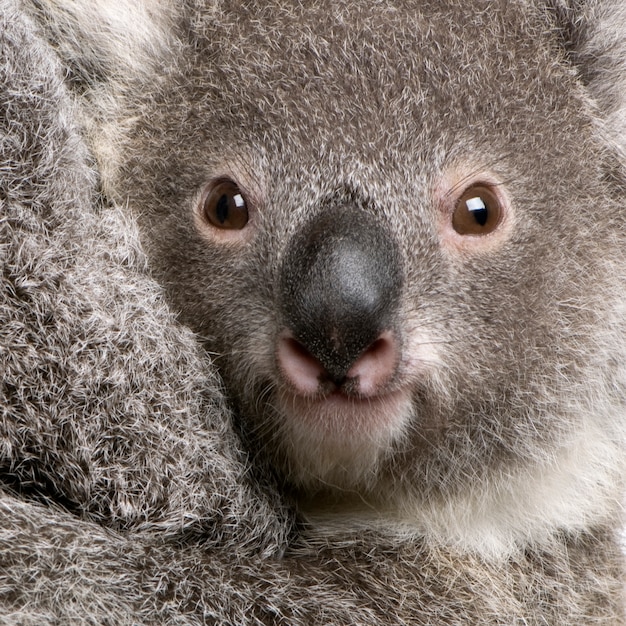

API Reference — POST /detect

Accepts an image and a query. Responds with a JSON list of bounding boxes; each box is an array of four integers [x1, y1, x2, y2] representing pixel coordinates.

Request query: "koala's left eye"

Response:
[[452, 184, 503, 236], [201, 179, 249, 230]]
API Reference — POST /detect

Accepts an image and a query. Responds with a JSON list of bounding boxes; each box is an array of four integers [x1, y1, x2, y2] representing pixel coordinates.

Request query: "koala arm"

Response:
[[0, 0, 290, 552], [0, 490, 388, 625], [0, 491, 138, 625], [1, 488, 621, 625]]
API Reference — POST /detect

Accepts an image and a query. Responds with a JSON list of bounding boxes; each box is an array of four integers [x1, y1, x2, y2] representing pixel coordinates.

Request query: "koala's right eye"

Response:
[[452, 184, 503, 236], [201, 180, 249, 230]]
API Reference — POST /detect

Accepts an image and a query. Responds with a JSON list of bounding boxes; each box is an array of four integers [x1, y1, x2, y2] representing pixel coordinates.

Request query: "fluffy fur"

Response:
[[1, 0, 625, 623]]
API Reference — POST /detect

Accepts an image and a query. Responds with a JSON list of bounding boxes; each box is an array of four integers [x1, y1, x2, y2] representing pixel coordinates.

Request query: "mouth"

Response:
[[280, 385, 409, 431], [273, 384, 413, 489]]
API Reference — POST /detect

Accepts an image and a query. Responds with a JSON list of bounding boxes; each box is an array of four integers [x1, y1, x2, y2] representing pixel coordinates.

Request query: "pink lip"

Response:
[[278, 385, 411, 439]]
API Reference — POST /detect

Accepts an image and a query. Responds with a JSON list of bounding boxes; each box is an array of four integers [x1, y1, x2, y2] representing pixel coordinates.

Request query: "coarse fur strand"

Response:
[[1, 0, 625, 623]]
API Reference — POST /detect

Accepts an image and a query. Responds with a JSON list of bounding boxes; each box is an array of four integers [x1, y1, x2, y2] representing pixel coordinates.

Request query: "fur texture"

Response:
[[1, 0, 625, 623]]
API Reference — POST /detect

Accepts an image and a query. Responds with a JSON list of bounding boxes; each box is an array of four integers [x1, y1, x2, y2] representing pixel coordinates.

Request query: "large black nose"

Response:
[[279, 206, 402, 386]]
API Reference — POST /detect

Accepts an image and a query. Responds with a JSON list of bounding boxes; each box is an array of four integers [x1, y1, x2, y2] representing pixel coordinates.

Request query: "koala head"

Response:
[[80, 0, 626, 549]]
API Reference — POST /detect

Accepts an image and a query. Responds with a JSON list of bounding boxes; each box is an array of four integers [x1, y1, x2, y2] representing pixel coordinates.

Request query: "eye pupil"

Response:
[[202, 180, 249, 230], [465, 196, 488, 226], [216, 194, 229, 224]]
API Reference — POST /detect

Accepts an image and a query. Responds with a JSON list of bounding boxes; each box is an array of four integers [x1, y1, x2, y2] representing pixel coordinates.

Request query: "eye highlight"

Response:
[[452, 184, 503, 236], [201, 179, 249, 230]]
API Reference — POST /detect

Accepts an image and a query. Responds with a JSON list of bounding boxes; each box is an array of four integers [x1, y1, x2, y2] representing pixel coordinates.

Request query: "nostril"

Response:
[[276, 335, 326, 395], [276, 330, 398, 398], [347, 331, 397, 396]]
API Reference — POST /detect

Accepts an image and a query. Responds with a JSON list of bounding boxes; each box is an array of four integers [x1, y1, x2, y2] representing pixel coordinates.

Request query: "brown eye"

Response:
[[202, 180, 249, 230], [452, 185, 503, 236]]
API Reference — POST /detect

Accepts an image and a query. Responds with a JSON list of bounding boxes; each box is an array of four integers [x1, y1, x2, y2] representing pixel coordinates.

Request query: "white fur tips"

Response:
[[3, 0, 626, 622]]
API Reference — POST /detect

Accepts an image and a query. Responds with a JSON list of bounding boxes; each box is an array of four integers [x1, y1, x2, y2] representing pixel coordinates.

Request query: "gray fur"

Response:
[[2, 0, 626, 623]]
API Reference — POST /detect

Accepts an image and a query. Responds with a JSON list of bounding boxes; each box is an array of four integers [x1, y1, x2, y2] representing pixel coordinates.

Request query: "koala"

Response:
[[3, 0, 626, 623]]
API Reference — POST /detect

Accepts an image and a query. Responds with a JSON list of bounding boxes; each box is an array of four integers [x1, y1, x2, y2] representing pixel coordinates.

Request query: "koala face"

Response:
[[110, 1, 624, 517]]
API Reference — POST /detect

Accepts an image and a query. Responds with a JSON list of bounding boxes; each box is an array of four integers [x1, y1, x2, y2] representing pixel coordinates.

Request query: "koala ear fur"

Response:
[[29, 0, 178, 86], [26, 0, 183, 202], [544, 0, 626, 146]]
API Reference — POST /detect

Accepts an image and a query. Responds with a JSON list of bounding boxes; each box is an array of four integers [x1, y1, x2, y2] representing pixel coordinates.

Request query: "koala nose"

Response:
[[278, 207, 402, 396]]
